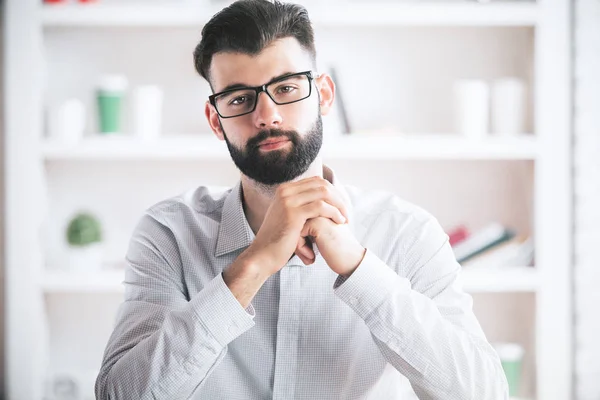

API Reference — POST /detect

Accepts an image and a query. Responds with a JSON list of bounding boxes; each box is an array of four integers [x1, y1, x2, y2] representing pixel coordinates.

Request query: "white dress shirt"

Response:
[[96, 165, 508, 400]]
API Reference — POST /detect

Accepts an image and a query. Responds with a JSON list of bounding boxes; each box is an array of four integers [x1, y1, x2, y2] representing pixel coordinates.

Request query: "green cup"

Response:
[[494, 342, 524, 397], [96, 75, 128, 134]]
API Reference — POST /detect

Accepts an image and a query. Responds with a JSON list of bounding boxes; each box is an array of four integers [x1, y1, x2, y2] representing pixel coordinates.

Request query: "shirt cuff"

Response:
[[190, 273, 256, 347], [333, 248, 411, 319]]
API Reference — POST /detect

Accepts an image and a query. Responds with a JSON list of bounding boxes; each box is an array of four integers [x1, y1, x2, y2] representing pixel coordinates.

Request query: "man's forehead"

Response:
[[209, 37, 313, 92]]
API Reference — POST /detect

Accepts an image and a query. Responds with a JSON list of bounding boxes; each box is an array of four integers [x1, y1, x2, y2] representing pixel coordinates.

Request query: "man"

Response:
[[96, 1, 508, 399]]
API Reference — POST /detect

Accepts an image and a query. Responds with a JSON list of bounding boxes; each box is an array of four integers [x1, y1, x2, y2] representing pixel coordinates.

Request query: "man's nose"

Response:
[[253, 91, 283, 129]]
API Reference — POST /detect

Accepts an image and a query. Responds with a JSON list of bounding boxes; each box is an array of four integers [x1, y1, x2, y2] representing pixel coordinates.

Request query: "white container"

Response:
[[66, 243, 104, 272], [494, 342, 525, 362], [48, 98, 86, 144], [491, 78, 526, 135], [133, 85, 164, 140], [453, 79, 490, 139], [45, 368, 99, 400]]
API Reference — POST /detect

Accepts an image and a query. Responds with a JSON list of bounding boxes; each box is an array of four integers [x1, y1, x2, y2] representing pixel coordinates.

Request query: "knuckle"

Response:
[[277, 187, 289, 198]]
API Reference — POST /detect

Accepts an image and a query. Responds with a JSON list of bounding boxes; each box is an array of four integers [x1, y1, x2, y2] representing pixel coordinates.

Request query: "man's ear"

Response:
[[315, 73, 335, 116], [205, 101, 225, 141]]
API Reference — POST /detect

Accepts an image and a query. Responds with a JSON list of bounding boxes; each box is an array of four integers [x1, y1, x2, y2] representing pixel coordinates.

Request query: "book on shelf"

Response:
[[451, 222, 517, 264], [448, 225, 469, 247], [328, 66, 352, 134], [460, 235, 534, 269]]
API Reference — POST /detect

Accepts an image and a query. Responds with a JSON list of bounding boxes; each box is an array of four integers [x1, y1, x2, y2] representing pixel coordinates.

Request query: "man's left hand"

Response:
[[295, 217, 366, 278]]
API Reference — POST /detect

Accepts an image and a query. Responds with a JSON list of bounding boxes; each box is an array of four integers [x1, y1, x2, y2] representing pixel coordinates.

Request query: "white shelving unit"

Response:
[[5, 1, 572, 399], [460, 266, 539, 293], [42, 270, 127, 294]]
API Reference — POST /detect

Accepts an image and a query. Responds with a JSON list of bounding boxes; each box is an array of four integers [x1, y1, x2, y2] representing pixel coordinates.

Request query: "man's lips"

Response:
[[257, 138, 290, 148]]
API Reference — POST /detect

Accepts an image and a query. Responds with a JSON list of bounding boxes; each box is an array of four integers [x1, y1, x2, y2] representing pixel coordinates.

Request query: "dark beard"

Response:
[[223, 115, 323, 185]]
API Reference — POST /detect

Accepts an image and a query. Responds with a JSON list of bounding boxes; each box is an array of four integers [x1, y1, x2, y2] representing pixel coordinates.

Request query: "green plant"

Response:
[[66, 212, 102, 247]]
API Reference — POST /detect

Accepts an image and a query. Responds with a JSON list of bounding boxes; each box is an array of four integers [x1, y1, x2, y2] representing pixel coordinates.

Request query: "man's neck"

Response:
[[241, 159, 324, 235]]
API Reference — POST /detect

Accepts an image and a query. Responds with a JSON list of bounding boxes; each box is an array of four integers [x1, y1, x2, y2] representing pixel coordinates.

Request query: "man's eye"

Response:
[[230, 96, 248, 105], [277, 86, 296, 94]]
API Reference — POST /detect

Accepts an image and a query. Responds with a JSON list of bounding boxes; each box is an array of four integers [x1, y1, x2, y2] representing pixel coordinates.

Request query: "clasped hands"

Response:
[[247, 176, 366, 279]]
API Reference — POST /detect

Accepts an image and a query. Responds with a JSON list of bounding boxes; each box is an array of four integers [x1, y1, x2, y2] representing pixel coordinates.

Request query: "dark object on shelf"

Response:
[[448, 225, 469, 246], [66, 212, 102, 247], [329, 66, 352, 134], [453, 222, 516, 264]]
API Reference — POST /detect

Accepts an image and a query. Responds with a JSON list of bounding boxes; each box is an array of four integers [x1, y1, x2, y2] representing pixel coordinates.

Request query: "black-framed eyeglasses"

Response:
[[209, 71, 315, 119]]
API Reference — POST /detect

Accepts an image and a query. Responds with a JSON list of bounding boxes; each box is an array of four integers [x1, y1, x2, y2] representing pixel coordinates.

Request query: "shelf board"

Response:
[[310, 2, 539, 27], [324, 133, 537, 160], [42, 269, 126, 293], [461, 266, 538, 293], [41, 2, 538, 28], [42, 135, 229, 161], [42, 265, 538, 294], [42, 133, 538, 161]]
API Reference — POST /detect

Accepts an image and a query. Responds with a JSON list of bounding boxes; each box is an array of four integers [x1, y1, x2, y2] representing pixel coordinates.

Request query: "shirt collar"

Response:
[[215, 164, 353, 258]]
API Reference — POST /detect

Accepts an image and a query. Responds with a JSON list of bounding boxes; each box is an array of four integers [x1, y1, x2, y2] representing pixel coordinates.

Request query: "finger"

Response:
[[296, 251, 315, 265], [314, 179, 349, 222], [278, 178, 350, 222], [300, 219, 326, 239], [295, 236, 315, 264], [276, 175, 324, 197], [296, 236, 315, 260], [301, 200, 346, 225], [291, 188, 349, 223]]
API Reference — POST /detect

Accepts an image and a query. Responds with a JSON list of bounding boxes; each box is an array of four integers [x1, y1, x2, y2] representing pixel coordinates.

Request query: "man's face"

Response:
[[205, 37, 335, 185], [223, 114, 323, 185]]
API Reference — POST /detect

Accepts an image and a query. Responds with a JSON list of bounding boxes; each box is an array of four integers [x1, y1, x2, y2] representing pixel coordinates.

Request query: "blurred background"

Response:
[[2, 0, 597, 399]]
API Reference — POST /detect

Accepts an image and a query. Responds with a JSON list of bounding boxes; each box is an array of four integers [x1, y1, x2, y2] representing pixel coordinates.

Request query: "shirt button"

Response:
[[228, 325, 237, 334], [183, 361, 194, 373], [349, 297, 359, 305]]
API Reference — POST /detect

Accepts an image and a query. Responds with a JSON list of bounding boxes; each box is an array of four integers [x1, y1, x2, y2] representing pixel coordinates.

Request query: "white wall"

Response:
[[574, 0, 600, 398], [0, 1, 6, 396]]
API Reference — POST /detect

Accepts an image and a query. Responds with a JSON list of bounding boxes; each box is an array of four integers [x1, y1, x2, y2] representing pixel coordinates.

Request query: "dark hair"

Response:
[[193, 0, 317, 85]]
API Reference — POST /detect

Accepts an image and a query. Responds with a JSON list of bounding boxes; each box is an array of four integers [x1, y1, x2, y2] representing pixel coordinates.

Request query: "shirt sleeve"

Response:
[[95, 210, 255, 400], [333, 214, 509, 400]]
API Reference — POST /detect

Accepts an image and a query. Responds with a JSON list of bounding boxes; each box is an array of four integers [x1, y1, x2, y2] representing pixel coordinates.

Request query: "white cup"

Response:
[[133, 85, 163, 141], [49, 99, 86, 144], [454, 79, 490, 139], [491, 78, 526, 135]]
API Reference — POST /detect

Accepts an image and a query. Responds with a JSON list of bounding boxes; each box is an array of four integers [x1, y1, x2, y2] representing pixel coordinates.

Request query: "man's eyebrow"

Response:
[[217, 71, 298, 94]]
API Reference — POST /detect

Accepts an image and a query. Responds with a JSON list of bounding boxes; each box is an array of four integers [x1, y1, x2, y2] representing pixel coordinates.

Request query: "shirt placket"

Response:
[[272, 260, 303, 400]]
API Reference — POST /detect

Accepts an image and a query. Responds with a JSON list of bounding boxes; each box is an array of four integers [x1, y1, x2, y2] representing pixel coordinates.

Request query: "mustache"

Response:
[[247, 129, 299, 149]]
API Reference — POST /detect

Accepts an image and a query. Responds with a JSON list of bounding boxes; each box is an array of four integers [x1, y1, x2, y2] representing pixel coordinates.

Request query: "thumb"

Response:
[[296, 235, 315, 260]]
